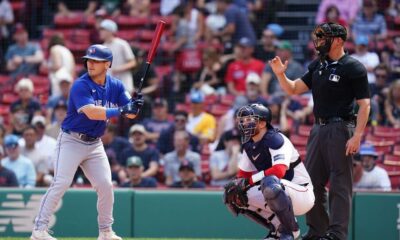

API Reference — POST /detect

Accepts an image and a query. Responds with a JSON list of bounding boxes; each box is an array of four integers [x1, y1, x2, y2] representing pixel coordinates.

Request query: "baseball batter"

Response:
[[223, 104, 315, 240], [31, 44, 144, 240]]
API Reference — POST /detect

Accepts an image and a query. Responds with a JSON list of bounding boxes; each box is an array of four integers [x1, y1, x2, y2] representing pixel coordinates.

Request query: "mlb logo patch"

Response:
[[329, 74, 340, 82]]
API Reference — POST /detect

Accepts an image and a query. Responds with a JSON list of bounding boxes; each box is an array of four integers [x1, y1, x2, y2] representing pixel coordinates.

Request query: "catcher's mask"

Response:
[[236, 104, 271, 143], [312, 22, 347, 59]]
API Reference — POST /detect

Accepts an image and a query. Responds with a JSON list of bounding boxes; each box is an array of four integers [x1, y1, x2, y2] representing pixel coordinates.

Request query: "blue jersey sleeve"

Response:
[[117, 81, 131, 106], [70, 80, 95, 112]]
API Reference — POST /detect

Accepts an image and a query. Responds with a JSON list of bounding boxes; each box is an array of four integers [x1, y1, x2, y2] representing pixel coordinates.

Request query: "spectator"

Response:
[[193, 47, 226, 95], [216, 96, 248, 141], [316, 0, 360, 24], [351, 35, 380, 84], [352, 0, 387, 41], [157, 110, 200, 155], [254, 25, 280, 62], [45, 99, 68, 139], [209, 130, 240, 187], [141, 98, 174, 143], [370, 64, 390, 125], [186, 90, 217, 143], [384, 79, 400, 127], [105, 149, 125, 186], [99, 19, 137, 93], [1, 134, 36, 188], [90, 9, 108, 44], [20, 115, 57, 172], [262, 41, 303, 96], [160, 0, 181, 16], [385, 36, 400, 81], [245, 72, 269, 105], [46, 35, 75, 97], [5, 23, 44, 79], [120, 156, 157, 188], [131, 48, 159, 100], [322, 5, 348, 27], [354, 143, 391, 191], [46, 69, 72, 123], [267, 95, 290, 135], [56, 0, 98, 17], [0, 124, 5, 145], [169, 0, 205, 52], [9, 78, 41, 135], [20, 125, 50, 186], [225, 37, 264, 96], [125, 0, 150, 17], [0, 0, 14, 62], [0, 145, 19, 187], [101, 124, 131, 164], [170, 161, 206, 188], [163, 131, 201, 186], [213, 0, 257, 50], [120, 124, 160, 178]]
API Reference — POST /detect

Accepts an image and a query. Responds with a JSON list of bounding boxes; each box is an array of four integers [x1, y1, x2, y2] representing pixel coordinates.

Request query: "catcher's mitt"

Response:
[[223, 178, 251, 216]]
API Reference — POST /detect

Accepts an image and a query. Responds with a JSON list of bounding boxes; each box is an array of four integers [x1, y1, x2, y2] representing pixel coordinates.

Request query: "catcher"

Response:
[[223, 104, 315, 240]]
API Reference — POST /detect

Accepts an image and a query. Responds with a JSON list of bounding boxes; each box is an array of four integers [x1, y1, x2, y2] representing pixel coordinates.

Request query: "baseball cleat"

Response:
[[30, 229, 57, 240], [98, 230, 122, 240]]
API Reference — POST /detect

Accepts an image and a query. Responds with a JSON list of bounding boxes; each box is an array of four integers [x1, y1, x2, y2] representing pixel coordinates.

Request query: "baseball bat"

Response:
[[136, 20, 166, 94]]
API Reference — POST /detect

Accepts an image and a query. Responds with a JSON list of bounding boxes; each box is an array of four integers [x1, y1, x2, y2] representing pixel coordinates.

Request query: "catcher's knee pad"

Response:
[[260, 175, 298, 233], [260, 175, 286, 210]]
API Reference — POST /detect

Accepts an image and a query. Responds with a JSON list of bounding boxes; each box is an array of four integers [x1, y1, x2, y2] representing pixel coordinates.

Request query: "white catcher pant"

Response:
[[246, 179, 315, 229], [34, 132, 114, 231]]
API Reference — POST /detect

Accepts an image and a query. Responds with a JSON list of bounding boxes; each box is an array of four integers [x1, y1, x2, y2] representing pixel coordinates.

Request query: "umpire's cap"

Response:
[[82, 44, 113, 67]]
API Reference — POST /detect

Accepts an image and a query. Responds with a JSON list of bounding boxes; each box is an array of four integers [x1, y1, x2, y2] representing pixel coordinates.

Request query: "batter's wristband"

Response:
[[106, 108, 121, 118]]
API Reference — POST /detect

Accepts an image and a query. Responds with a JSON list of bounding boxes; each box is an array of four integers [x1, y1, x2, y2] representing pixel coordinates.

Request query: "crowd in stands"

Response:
[[0, 0, 399, 191]]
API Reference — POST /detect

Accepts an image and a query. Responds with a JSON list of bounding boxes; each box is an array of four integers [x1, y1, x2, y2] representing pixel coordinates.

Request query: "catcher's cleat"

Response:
[[98, 230, 122, 240], [30, 229, 57, 240], [264, 231, 279, 239]]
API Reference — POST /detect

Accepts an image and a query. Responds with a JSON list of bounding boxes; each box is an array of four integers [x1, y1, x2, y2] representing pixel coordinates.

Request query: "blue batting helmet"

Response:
[[82, 44, 113, 67]]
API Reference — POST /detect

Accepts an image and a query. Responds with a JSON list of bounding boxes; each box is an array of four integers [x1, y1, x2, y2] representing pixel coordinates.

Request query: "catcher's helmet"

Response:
[[82, 44, 113, 67], [236, 104, 272, 143]]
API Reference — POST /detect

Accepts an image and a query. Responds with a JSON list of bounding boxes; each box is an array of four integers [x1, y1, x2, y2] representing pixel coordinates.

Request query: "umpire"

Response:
[[269, 23, 370, 240]]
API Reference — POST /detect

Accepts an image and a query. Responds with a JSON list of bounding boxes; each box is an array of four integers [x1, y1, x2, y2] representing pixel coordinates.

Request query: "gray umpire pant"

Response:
[[304, 121, 354, 240]]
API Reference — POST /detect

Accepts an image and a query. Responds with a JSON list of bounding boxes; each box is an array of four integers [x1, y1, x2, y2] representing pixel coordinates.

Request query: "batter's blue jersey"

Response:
[[62, 73, 131, 137]]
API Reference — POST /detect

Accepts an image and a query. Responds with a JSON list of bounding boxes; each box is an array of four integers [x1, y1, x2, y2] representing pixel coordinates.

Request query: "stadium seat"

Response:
[[393, 145, 400, 156], [373, 126, 400, 138], [139, 29, 156, 42], [290, 134, 308, 146], [54, 13, 84, 28], [116, 16, 149, 29], [297, 124, 312, 137], [116, 30, 140, 41], [374, 145, 393, 155], [219, 94, 235, 106], [365, 134, 396, 146], [1, 93, 19, 104], [209, 104, 230, 118], [383, 154, 400, 166], [0, 75, 10, 85]]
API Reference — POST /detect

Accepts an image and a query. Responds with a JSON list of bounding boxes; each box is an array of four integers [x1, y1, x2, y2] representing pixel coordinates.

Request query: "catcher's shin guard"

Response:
[[260, 176, 299, 235]]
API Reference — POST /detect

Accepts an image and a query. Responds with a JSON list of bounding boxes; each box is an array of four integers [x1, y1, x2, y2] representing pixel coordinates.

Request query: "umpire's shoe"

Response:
[[98, 230, 122, 240], [301, 232, 320, 240], [30, 229, 57, 240], [318, 232, 340, 240]]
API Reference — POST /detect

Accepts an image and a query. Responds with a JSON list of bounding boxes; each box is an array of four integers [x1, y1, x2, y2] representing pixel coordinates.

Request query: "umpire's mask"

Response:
[[312, 22, 347, 59]]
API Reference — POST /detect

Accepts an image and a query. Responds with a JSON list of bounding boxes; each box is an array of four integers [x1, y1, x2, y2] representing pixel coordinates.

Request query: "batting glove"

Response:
[[119, 94, 144, 115]]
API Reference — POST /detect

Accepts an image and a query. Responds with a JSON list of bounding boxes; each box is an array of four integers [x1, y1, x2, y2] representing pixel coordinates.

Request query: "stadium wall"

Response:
[[0, 189, 398, 239]]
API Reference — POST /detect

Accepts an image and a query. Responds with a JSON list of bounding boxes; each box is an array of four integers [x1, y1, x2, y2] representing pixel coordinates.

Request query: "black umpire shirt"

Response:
[[301, 54, 370, 119]]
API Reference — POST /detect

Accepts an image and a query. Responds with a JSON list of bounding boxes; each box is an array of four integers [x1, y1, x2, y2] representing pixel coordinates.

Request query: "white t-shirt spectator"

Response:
[[354, 165, 391, 191]]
